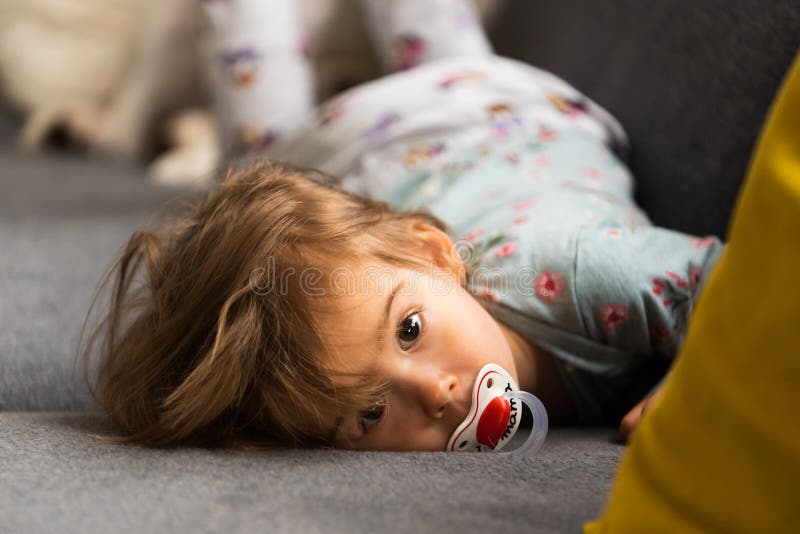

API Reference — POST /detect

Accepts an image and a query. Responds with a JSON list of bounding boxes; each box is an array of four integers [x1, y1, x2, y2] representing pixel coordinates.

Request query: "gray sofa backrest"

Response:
[[491, 0, 800, 238]]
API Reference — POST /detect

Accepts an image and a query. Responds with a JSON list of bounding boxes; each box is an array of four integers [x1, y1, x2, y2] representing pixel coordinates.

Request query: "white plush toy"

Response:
[[0, 0, 502, 186]]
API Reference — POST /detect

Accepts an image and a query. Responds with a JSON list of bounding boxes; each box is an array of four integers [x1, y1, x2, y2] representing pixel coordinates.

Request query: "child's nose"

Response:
[[417, 372, 459, 419]]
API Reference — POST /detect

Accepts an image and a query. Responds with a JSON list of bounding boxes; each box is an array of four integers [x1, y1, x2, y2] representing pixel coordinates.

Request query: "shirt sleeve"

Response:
[[573, 224, 725, 360]]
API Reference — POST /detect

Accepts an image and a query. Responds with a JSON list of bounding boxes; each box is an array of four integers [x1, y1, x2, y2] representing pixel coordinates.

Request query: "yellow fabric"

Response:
[[585, 53, 800, 533]]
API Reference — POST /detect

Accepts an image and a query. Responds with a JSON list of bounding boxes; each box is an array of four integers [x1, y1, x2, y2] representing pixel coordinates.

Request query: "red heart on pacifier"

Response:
[[476, 396, 511, 448]]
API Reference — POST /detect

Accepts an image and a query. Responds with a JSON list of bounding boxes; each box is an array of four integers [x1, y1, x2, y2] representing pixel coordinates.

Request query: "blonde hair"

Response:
[[80, 161, 473, 450]]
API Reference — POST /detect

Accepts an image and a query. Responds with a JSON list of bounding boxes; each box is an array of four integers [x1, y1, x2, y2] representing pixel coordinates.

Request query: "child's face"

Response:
[[321, 262, 520, 452]]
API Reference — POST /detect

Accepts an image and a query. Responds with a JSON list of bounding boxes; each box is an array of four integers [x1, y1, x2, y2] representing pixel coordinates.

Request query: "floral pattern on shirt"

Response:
[[650, 263, 704, 334], [535, 271, 565, 304], [597, 303, 629, 331]]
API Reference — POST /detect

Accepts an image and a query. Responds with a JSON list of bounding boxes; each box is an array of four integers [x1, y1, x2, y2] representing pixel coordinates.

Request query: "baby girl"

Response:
[[81, 0, 724, 451]]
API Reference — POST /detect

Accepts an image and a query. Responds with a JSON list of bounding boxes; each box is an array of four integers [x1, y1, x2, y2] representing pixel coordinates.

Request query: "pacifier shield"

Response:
[[446, 363, 522, 452], [476, 396, 511, 448]]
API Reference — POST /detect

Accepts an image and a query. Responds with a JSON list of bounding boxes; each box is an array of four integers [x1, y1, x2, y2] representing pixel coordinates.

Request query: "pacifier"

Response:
[[446, 363, 548, 456]]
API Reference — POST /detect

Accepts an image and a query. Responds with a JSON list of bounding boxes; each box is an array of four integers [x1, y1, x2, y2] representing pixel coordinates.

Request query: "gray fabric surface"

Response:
[[492, 0, 800, 239], [0, 147, 193, 411], [0, 412, 623, 534]]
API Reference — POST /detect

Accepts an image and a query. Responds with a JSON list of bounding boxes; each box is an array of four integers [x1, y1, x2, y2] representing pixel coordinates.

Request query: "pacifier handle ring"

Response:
[[495, 390, 549, 457]]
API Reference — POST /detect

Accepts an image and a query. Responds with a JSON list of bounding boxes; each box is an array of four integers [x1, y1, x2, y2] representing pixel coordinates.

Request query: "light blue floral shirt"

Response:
[[280, 56, 726, 423]]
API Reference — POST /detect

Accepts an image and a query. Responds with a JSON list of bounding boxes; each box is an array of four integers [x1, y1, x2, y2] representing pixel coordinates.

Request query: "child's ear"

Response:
[[412, 222, 465, 279], [412, 222, 453, 257]]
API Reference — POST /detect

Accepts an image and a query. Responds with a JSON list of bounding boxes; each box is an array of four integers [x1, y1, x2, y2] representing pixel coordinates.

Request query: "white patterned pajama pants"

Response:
[[201, 0, 492, 157]]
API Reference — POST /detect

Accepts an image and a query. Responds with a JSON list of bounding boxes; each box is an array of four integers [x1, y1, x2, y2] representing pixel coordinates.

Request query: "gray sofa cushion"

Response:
[[0, 149, 190, 410], [492, 0, 800, 238], [0, 412, 623, 534]]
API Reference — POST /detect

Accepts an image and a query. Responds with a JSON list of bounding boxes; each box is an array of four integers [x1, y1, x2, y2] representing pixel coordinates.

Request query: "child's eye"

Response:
[[359, 401, 386, 434], [396, 311, 423, 350]]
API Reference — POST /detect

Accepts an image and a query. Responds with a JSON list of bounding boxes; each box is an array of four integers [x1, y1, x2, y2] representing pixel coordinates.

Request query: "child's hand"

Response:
[[619, 385, 665, 441]]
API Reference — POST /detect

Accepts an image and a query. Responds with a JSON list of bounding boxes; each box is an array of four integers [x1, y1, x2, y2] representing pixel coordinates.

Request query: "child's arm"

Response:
[[574, 225, 724, 356], [572, 224, 725, 432], [619, 376, 667, 439]]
